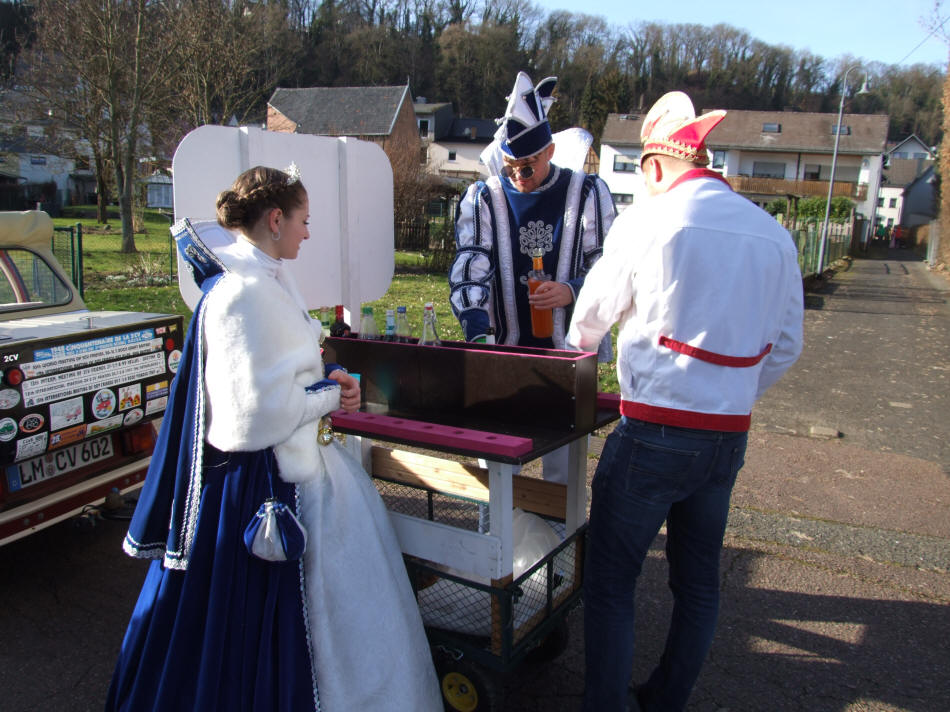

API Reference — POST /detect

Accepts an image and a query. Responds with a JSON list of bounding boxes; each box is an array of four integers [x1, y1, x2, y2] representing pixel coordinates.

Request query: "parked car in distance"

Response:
[[0, 211, 183, 546]]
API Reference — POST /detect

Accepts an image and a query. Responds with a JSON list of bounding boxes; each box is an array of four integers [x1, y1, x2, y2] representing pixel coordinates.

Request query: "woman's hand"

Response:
[[328, 369, 361, 413]]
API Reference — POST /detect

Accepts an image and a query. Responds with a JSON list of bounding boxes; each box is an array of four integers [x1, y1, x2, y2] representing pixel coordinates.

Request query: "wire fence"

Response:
[[51, 223, 84, 298]]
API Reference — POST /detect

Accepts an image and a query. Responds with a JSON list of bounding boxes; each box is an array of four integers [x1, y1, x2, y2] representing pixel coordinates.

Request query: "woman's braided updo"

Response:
[[215, 166, 307, 233]]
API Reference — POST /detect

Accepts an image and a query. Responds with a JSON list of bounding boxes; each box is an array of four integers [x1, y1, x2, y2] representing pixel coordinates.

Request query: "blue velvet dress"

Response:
[[107, 448, 317, 710]]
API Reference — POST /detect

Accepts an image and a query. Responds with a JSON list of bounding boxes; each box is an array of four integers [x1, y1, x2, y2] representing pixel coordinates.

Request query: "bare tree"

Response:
[[174, 1, 302, 128], [27, 0, 181, 252], [386, 128, 444, 233]]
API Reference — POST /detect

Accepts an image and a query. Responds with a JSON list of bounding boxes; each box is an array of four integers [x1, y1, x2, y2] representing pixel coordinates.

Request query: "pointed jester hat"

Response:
[[496, 71, 558, 159], [640, 92, 726, 165]]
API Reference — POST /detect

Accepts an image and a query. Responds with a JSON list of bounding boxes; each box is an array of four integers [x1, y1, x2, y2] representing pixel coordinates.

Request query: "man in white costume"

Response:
[[449, 71, 615, 483], [568, 92, 804, 711]]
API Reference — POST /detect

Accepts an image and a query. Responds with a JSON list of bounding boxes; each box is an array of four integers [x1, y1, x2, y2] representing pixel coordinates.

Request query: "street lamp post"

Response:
[[816, 64, 869, 277]]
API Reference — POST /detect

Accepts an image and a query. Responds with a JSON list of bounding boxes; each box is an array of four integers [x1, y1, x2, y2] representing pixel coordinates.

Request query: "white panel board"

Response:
[[171, 126, 394, 312], [388, 512, 502, 581]]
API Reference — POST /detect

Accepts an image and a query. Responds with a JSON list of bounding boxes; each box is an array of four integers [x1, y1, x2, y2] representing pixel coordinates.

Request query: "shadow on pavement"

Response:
[[629, 538, 950, 712]]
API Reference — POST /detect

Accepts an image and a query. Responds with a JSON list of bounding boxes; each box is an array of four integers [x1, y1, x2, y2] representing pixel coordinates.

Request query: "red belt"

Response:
[[620, 400, 751, 432]]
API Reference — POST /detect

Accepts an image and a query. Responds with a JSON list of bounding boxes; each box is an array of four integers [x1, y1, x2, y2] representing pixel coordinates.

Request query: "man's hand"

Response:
[[328, 370, 361, 413], [528, 281, 574, 309]]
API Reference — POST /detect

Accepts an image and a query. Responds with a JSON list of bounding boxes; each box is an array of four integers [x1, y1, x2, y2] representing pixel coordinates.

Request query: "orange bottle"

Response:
[[527, 252, 554, 338]]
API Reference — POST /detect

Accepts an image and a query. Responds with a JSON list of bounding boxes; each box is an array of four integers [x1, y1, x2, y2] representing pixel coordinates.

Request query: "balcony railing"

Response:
[[726, 176, 867, 201]]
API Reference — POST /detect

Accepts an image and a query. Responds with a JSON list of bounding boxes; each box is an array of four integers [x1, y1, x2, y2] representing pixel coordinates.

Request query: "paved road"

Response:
[[1, 248, 948, 711]]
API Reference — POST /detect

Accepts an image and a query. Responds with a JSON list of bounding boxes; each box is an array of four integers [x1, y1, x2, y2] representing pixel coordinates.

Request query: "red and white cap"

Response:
[[640, 92, 726, 165]]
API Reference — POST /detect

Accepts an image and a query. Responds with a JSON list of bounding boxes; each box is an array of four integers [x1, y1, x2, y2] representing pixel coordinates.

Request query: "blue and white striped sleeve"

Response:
[[449, 182, 494, 340]]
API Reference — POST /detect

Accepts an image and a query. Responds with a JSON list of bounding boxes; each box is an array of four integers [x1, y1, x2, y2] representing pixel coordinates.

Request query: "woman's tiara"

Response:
[[283, 162, 301, 185]]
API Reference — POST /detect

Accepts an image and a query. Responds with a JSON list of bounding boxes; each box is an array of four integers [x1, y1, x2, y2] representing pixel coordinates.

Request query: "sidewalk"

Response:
[[504, 248, 950, 711]]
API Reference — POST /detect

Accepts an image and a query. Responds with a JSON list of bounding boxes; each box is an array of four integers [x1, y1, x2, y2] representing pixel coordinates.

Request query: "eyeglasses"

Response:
[[502, 163, 535, 180]]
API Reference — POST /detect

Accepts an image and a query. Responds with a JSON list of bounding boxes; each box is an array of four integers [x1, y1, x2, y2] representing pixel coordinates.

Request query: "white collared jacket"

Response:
[[567, 172, 804, 431]]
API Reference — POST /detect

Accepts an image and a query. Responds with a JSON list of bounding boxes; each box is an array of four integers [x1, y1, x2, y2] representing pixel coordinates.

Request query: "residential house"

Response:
[[886, 134, 935, 162], [414, 99, 455, 145], [267, 84, 420, 164], [898, 164, 937, 229], [415, 99, 495, 185], [599, 110, 890, 229], [0, 90, 94, 210], [876, 137, 936, 232]]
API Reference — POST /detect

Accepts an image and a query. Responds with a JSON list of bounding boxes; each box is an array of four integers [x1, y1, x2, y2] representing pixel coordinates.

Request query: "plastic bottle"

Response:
[[319, 307, 332, 339], [395, 305, 412, 343], [527, 249, 554, 338], [329, 304, 350, 337], [359, 306, 380, 340], [383, 308, 396, 342], [418, 303, 441, 346]]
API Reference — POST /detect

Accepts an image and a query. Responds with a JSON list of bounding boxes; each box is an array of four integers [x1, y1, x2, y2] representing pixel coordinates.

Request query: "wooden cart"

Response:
[[324, 335, 619, 712]]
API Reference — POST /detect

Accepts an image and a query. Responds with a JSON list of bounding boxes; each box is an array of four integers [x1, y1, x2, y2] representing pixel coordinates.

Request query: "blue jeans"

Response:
[[583, 416, 748, 712]]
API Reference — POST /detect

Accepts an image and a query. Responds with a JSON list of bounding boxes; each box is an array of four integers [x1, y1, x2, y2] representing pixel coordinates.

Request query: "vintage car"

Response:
[[0, 211, 183, 545]]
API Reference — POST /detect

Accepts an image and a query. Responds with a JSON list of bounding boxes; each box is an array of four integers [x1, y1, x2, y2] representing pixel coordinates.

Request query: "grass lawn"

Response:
[[54, 207, 177, 282]]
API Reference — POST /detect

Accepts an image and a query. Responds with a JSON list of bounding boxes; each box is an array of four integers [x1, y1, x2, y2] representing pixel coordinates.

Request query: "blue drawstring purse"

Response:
[[243, 463, 308, 562]]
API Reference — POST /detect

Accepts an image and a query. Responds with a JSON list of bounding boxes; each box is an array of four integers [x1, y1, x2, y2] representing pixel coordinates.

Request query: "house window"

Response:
[[834, 166, 859, 182], [31, 156, 47, 165], [877, 197, 884, 207], [886, 218, 894, 227], [804, 164, 822, 180], [27, 125, 44, 138], [448, 150, 457, 161], [831, 125, 851, 136], [611, 193, 633, 205], [613, 155, 638, 172], [752, 161, 785, 179], [913, 152, 929, 159], [762, 123, 781, 133], [711, 151, 725, 169], [418, 119, 429, 138], [889, 198, 897, 208]]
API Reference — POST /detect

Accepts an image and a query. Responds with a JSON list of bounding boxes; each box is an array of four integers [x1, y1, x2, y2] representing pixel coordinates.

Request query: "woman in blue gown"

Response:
[[107, 166, 441, 711]]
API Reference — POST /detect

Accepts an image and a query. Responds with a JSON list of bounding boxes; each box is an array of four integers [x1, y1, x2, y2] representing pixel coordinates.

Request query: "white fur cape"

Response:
[[202, 240, 340, 481]]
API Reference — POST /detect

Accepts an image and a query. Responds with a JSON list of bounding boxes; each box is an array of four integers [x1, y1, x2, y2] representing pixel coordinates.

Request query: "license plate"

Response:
[[9, 436, 115, 491]]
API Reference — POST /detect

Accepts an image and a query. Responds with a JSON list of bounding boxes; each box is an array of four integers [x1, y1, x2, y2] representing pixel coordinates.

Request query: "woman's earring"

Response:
[[272, 230, 281, 241]]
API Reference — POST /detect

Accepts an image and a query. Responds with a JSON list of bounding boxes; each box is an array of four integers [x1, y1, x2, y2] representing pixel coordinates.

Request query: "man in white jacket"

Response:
[[568, 92, 804, 712]]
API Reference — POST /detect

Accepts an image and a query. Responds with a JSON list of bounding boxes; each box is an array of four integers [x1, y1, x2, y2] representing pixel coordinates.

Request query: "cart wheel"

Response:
[[524, 619, 570, 663], [435, 651, 498, 712]]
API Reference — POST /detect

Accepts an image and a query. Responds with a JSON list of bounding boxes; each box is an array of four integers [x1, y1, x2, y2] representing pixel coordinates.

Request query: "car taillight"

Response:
[[120, 422, 158, 456], [4, 367, 23, 386]]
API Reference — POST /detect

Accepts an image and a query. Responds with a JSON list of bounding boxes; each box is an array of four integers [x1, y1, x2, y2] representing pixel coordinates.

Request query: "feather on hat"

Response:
[[640, 92, 726, 165]]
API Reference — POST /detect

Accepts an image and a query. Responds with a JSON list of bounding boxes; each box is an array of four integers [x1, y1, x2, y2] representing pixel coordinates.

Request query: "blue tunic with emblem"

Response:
[[449, 164, 616, 348]]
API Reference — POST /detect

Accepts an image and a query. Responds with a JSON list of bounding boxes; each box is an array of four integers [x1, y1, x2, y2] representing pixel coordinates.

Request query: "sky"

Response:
[[531, 0, 949, 69]]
